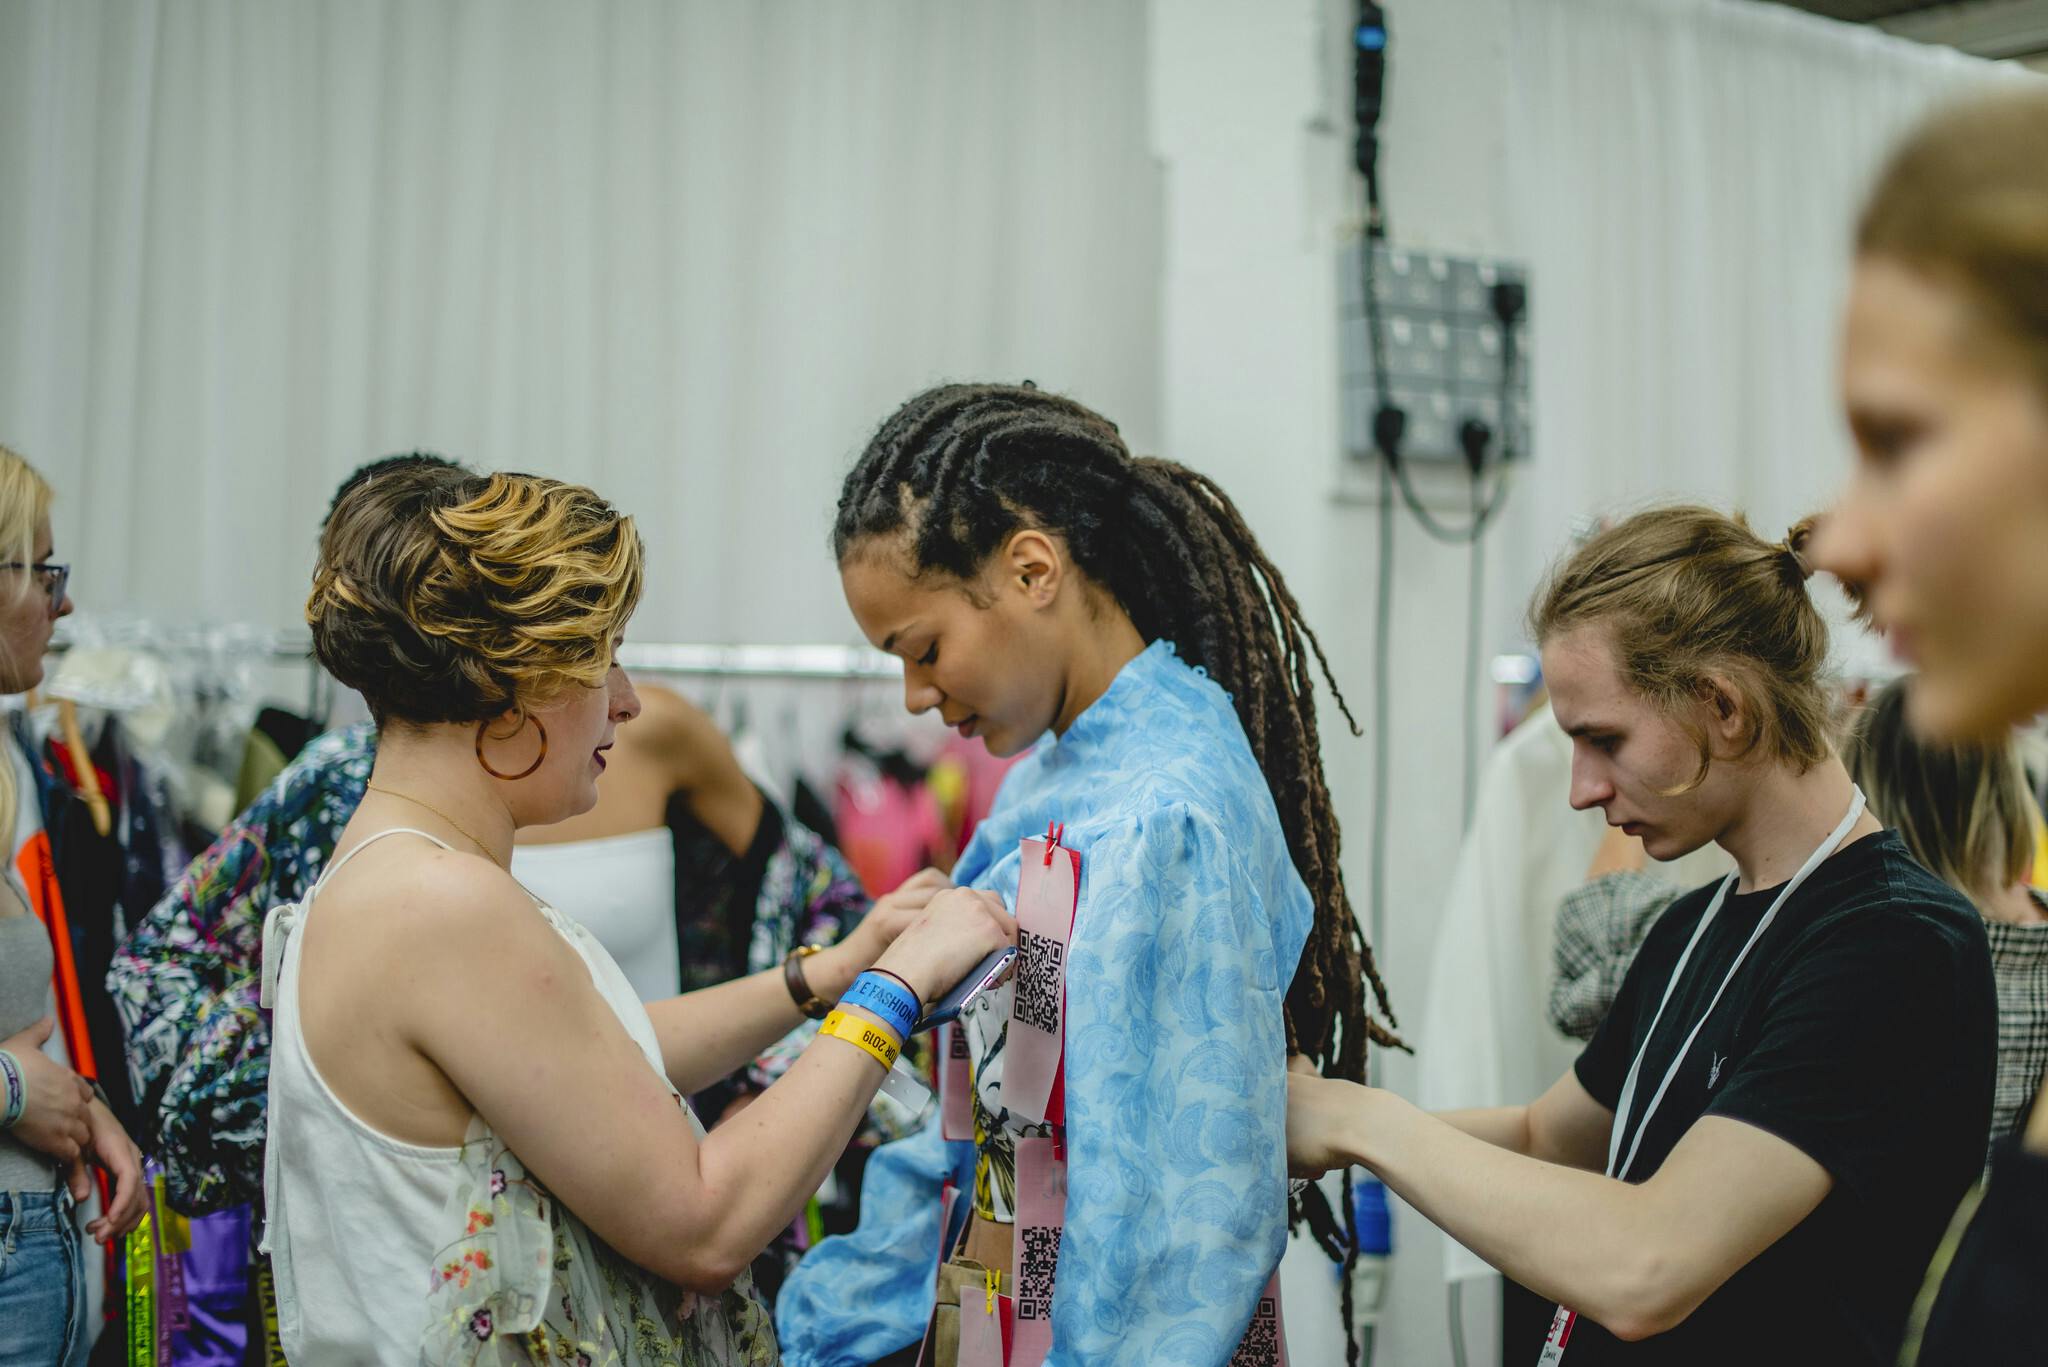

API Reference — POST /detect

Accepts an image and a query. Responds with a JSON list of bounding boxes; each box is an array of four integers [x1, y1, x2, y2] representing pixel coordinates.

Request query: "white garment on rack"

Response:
[[1417, 706, 1725, 1284], [512, 827, 680, 1003]]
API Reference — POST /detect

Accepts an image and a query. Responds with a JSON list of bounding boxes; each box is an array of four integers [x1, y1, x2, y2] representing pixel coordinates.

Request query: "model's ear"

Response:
[[998, 528, 1064, 611]]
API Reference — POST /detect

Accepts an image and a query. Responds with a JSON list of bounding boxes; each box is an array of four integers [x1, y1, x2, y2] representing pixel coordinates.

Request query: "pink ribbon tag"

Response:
[[958, 1272, 1014, 1367], [1006, 830, 1079, 1126], [941, 1021, 975, 1141], [1225, 1272, 1289, 1367], [1009, 1136, 1067, 1367], [1535, 1304, 1576, 1366]]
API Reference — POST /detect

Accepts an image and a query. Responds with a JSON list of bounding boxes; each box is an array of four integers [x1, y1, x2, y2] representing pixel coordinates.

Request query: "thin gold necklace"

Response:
[[364, 784, 495, 858]]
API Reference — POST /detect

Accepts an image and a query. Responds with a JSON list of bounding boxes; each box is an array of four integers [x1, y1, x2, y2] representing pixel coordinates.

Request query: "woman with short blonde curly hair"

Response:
[[262, 465, 1013, 1364]]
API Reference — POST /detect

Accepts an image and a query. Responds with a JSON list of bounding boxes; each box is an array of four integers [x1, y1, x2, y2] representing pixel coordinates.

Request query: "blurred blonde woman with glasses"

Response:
[[0, 444, 145, 1367]]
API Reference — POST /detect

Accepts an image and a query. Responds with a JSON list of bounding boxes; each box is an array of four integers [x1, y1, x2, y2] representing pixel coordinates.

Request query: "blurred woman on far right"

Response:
[[1811, 85, 2048, 1367]]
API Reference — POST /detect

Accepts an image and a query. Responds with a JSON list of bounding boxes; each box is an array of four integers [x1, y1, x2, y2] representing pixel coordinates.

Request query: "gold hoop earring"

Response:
[[475, 716, 548, 781]]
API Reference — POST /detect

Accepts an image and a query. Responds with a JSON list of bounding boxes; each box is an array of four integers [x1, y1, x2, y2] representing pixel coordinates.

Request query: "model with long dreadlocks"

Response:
[[775, 383, 1396, 1366]]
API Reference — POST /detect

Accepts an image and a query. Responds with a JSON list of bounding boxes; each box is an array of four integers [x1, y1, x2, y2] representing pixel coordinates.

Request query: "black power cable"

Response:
[[1353, 15, 1393, 1365], [1463, 425, 1488, 830], [1351, 5, 1523, 1362]]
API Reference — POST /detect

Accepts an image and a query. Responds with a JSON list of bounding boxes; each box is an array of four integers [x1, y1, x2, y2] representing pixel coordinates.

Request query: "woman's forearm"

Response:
[[683, 1026, 894, 1283], [645, 938, 874, 1094]]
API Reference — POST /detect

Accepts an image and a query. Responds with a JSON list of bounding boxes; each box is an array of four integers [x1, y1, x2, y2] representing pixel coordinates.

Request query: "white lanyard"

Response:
[[1537, 786, 1867, 1366], [1605, 786, 1865, 1181]]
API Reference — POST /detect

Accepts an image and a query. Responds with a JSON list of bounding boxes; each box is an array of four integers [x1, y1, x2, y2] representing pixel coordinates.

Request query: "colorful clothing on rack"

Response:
[[1549, 868, 1689, 1042], [22, 710, 184, 1130], [834, 759, 947, 896], [776, 640, 1312, 1367], [671, 786, 870, 996], [108, 723, 377, 1213]]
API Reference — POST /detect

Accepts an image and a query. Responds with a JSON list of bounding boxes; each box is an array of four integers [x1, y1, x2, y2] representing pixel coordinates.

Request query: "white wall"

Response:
[[0, 0, 1163, 649]]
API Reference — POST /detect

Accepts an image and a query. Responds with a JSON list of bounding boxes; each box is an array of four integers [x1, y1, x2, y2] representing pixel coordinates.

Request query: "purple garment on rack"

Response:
[[171, 1204, 250, 1367]]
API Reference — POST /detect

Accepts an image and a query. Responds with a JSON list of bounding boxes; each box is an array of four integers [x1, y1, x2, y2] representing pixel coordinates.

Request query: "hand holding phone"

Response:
[[870, 887, 1016, 1031], [913, 946, 1017, 1034]]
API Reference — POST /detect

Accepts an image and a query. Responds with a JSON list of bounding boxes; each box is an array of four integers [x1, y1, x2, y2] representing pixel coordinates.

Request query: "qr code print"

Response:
[[1017, 1224, 1059, 1321], [1227, 1298, 1280, 1367], [1014, 929, 1064, 1034]]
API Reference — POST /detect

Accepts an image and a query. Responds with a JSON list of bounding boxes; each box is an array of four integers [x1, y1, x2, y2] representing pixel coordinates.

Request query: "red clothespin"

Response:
[[1043, 821, 1065, 865], [1051, 1126, 1066, 1163]]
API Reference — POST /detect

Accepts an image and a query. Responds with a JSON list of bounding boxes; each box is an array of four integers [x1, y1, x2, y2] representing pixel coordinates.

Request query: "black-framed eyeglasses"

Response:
[[0, 562, 69, 613]]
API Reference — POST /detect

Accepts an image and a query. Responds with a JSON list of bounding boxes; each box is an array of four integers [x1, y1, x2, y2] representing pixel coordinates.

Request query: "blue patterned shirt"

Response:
[[776, 639, 1313, 1367]]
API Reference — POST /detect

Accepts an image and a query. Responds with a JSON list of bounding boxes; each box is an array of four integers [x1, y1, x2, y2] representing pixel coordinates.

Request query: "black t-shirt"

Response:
[[1567, 831, 1996, 1365]]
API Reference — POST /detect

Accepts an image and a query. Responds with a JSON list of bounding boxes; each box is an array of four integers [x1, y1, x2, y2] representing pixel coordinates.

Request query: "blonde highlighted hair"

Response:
[[0, 444, 54, 843], [308, 468, 642, 726], [1529, 505, 1833, 789], [1842, 678, 2033, 915]]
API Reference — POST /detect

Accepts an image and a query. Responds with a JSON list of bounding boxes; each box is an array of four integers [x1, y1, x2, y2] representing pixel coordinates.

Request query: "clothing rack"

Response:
[[262, 635, 901, 682], [47, 627, 900, 683]]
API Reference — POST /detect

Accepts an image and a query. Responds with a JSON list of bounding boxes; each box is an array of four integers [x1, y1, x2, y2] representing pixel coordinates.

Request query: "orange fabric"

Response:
[[14, 791, 114, 1275], [16, 829, 97, 1081]]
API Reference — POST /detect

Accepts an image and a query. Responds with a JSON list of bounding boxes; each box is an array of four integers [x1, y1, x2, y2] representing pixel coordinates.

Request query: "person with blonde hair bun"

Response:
[[0, 443, 146, 1367], [1289, 505, 1996, 1364], [262, 466, 1012, 1363], [1812, 83, 2048, 1367]]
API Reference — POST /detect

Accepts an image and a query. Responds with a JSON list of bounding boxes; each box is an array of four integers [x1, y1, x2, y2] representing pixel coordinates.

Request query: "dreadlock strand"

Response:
[[1136, 459, 1402, 1066]]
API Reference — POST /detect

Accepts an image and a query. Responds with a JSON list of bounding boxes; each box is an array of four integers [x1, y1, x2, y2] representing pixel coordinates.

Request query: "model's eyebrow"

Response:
[[880, 625, 922, 655]]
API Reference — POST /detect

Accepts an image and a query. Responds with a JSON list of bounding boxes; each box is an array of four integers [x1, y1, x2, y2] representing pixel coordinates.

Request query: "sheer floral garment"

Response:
[[260, 827, 778, 1365]]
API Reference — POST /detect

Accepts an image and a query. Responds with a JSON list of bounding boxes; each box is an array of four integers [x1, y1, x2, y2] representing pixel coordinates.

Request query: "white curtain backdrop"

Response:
[[1492, 0, 2032, 620], [0, 0, 1161, 647]]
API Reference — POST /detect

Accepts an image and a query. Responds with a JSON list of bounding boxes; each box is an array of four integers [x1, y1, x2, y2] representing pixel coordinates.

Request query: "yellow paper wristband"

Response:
[[821, 1009, 902, 1071]]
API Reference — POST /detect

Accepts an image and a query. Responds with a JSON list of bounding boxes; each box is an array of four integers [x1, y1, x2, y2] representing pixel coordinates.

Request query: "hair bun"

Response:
[[1781, 515, 1820, 584], [309, 468, 642, 726]]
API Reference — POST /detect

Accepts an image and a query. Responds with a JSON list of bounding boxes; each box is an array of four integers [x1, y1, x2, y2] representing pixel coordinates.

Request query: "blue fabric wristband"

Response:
[[842, 972, 919, 1039], [0, 1049, 24, 1129]]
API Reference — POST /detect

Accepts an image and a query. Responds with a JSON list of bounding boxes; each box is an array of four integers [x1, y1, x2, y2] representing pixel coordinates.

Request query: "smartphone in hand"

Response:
[[912, 946, 1017, 1033]]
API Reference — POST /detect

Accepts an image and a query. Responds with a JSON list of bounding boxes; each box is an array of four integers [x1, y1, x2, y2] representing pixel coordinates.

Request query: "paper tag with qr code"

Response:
[[1224, 1272, 1288, 1367], [1009, 1136, 1067, 1367], [1006, 834, 1079, 1126], [941, 1021, 974, 1141]]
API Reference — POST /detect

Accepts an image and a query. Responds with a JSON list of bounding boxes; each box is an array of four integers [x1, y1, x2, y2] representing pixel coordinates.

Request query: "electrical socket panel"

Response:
[[1338, 243, 1531, 465]]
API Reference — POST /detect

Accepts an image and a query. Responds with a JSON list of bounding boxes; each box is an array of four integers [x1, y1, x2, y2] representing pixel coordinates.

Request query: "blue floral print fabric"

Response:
[[776, 640, 1312, 1367]]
